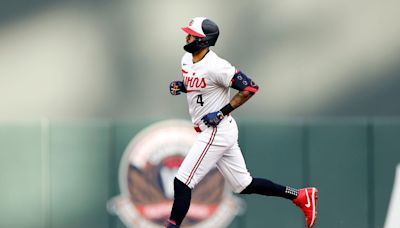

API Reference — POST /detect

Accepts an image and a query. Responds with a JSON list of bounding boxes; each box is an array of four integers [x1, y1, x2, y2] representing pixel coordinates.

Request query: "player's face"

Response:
[[186, 34, 196, 44]]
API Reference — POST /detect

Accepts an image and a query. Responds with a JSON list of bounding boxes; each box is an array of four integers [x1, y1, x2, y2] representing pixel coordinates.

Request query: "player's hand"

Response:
[[202, 111, 224, 127], [169, 81, 186, 95]]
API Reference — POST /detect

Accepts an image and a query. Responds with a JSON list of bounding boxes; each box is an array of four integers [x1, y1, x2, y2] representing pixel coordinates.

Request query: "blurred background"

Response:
[[0, 0, 400, 227]]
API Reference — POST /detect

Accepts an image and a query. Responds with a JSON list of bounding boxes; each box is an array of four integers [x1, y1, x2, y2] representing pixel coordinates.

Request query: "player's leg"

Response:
[[216, 142, 297, 198], [217, 142, 318, 227], [214, 116, 298, 197], [165, 178, 191, 228], [166, 127, 223, 227], [240, 176, 299, 200]]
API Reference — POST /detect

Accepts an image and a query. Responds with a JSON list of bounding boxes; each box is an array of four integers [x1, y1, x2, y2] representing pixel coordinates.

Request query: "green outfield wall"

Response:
[[0, 119, 399, 228]]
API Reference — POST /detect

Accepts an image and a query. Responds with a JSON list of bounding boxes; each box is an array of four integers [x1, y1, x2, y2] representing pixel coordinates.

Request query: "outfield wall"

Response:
[[0, 119, 399, 228]]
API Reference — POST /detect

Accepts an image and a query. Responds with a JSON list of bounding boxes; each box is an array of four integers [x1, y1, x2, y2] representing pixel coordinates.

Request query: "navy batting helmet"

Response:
[[181, 17, 219, 53]]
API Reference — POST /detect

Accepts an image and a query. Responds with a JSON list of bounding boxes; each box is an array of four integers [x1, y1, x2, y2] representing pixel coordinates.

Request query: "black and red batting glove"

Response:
[[169, 81, 187, 95], [202, 111, 224, 127]]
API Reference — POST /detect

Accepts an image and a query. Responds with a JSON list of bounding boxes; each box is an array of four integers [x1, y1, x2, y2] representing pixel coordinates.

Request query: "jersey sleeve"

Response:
[[209, 59, 236, 88]]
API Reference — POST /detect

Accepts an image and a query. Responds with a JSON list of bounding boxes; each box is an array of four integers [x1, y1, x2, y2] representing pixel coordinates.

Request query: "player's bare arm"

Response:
[[229, 90, 254, 109]]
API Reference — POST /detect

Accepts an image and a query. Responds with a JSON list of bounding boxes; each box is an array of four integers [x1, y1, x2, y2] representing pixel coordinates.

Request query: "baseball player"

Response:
[[166, 17, 318, 228]]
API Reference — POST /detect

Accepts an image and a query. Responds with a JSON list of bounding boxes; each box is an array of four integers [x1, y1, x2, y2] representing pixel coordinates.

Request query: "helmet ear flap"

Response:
[[197, 37, 210, 49], [204, 31, 219, 46]]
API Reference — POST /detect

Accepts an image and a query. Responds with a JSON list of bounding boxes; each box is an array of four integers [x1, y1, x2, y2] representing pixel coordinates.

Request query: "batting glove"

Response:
[[169, 81, 186, 95], [202, 111, 224, 127]]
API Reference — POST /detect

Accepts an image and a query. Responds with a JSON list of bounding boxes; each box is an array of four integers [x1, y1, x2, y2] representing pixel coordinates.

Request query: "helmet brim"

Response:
[[181, 27, 206, 38]]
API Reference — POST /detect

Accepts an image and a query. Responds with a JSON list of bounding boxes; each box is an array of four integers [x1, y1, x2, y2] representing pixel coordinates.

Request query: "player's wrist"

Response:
[[178, 81, 187, 93], [220, 103, 235, 116], [216, 111, 224, 120]]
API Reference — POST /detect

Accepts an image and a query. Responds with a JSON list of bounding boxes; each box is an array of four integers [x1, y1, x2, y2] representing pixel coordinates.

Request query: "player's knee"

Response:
[[174, 177, 192, 198], [239, 178, 255, 194]]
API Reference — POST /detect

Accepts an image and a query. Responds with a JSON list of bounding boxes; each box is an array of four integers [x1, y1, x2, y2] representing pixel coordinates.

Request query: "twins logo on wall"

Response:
[[108, 120, 244, 228]]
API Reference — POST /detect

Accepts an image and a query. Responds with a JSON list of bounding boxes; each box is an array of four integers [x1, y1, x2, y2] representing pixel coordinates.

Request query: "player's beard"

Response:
[[184, 40, 206, 53]]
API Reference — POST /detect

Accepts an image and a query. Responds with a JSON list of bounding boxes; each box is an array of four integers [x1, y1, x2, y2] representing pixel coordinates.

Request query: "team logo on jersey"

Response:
[[181, 70, 207, 89], [183, 76, 206, 89], [108, 119, 244, 228]]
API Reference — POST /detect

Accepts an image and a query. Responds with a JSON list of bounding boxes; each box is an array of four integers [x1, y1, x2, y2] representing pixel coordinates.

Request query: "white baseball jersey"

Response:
[[181, 50, 236, 125], [176, 50, 253, 193]]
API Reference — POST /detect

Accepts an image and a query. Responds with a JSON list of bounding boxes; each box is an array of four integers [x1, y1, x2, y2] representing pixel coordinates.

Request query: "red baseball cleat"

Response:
[[293, 187, 318, 227]]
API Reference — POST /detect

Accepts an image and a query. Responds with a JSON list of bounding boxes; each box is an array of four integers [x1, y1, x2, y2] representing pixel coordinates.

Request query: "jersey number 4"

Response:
[[196, 95, 204, 106]]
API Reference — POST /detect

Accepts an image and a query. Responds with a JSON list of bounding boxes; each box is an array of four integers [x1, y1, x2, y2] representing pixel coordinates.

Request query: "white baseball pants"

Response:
[[176, 116, 252, 193]]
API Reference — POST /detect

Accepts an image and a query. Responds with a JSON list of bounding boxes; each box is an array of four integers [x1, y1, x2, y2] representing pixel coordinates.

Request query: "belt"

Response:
[[194, 126, 202, 133], [194, 114, 230, 133]]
